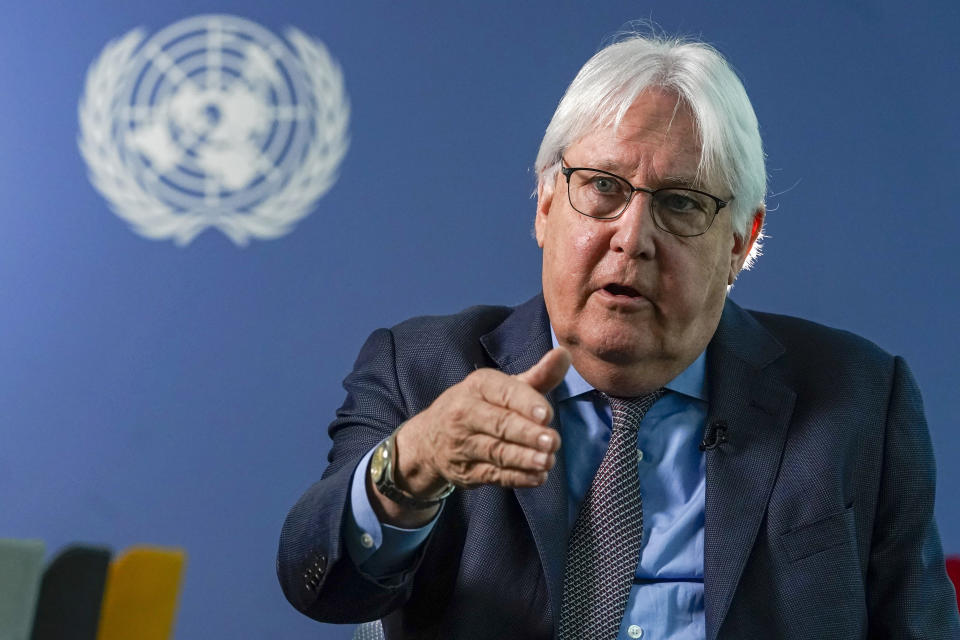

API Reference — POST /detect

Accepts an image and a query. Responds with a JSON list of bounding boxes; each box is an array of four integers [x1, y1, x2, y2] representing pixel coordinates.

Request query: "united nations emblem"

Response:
[[78, 15, 349, 246]]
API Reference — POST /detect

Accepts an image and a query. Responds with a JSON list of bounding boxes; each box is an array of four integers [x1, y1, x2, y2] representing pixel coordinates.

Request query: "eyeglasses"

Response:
[[559, 162, 731, 237]]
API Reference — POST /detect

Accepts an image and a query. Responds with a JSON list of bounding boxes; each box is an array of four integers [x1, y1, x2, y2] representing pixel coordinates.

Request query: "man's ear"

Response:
[[534, 180, 553, 249], [533, 179, 554, 249], [728, 207, 764, 285]]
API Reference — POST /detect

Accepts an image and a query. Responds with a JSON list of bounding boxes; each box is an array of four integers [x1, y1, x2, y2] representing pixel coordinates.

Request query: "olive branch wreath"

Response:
[[78, 26, 349, 246]]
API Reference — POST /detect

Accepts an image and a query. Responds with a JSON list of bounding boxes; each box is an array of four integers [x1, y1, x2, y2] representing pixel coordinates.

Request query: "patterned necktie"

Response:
[[559, 389, 664, 640]]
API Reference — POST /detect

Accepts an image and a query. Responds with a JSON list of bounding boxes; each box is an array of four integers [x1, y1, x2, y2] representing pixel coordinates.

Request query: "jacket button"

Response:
[[304, 552, 327, 591]]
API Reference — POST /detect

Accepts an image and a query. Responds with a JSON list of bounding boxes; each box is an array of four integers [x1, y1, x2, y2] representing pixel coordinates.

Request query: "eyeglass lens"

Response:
[[567, 169, 716, 236]]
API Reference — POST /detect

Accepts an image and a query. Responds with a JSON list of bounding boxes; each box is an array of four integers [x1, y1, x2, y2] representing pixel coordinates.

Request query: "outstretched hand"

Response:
[[373, 348, 571, 526]]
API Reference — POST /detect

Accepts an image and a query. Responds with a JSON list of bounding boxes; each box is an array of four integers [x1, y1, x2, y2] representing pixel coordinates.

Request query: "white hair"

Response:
[[535, 33, 766, 267]]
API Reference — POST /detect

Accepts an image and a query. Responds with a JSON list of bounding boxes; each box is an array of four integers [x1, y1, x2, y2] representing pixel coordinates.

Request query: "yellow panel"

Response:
[[96, 546, 186, 640]]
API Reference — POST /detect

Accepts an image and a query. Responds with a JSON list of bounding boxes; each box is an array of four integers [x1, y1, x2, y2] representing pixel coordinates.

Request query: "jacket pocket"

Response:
[[780, 503, 855, 563]]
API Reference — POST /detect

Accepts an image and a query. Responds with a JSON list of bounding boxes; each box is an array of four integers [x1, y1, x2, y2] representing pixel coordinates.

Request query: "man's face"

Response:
[[535, 88, 761, 395]]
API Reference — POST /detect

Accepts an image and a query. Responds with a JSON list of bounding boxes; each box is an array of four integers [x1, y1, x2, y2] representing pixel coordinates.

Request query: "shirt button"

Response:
[[627, 625, 644, 639], [360, 532, 374, 549], [636, 449, 644, 462]]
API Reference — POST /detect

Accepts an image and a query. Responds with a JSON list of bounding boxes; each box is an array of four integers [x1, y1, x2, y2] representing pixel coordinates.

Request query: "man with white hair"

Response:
[[279, 33, 959, 639]]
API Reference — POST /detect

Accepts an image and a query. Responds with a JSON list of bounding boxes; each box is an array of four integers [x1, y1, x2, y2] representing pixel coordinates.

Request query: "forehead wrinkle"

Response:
[[622, 92, 706, 187], [567, 95, 703, 187], [610, 90, 694, 145]]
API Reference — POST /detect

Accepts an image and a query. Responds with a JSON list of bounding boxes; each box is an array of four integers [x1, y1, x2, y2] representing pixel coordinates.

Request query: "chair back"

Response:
[[0, 539, 45, 640], [95, 546, 185, 640], [31, 544, 111, 640]]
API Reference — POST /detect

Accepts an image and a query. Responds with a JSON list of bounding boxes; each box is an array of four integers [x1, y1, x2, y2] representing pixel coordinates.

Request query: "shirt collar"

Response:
[[550, 328, 708, 402]]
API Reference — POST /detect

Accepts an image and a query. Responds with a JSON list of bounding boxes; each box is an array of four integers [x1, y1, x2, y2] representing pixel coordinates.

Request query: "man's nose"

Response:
[[609, 192, 657, 258]]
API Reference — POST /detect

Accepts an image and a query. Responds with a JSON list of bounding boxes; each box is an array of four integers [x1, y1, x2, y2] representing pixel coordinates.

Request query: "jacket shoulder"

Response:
[[745, 309, 897, 387], [383, 303, 515, 372], [389, 303, 514, 347], [748, 310, 889, 356]]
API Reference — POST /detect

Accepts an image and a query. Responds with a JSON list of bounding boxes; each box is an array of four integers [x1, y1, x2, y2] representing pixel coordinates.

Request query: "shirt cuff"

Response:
[[344, 443, 441, 577]]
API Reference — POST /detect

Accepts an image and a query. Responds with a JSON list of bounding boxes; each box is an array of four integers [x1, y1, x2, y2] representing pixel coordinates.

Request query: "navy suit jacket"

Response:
[[278, 295, 959, 639]]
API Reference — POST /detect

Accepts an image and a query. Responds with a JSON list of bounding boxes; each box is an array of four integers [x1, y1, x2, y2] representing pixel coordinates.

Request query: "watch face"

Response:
[[369, 441, 390, 483]]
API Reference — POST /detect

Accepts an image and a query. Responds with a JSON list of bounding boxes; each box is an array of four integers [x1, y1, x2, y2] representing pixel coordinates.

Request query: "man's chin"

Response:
[[565, 331, 695, 393], [581, 329, 662, 364]]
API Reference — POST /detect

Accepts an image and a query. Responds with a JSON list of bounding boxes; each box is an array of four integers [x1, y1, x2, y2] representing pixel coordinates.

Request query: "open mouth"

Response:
[[603, 283, 642, 298]]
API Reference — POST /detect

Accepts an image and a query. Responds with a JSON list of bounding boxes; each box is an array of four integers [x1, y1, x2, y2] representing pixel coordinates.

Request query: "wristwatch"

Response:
[[369, 426, 455, 510]]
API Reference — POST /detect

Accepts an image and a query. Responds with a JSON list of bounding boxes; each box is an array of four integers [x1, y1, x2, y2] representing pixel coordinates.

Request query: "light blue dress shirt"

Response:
[[555, 345, 707, 640], [344, 347, 709, 640]]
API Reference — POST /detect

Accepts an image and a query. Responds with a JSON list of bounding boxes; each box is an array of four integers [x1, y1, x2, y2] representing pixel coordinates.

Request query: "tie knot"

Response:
[[602, 389, 664, 432]]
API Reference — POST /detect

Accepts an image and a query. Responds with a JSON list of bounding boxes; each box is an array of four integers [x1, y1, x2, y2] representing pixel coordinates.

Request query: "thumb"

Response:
[[516, 347, 571, 394]]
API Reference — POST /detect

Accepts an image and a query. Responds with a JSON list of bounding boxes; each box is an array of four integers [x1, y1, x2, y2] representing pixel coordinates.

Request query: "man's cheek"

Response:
[[572, 227, 601, 253]]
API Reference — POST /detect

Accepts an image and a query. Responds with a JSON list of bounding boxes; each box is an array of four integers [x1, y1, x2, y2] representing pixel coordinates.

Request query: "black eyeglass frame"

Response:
[[559, 163, 731, 237]]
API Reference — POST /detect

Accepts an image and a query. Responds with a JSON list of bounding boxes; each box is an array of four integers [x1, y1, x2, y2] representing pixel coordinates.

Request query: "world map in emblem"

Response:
[[78, 15, 349, 246]]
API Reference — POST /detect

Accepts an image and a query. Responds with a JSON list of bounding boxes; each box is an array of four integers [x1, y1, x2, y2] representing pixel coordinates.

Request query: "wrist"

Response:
[[394, 423, 449, 498], [369, 423, 454, 511]]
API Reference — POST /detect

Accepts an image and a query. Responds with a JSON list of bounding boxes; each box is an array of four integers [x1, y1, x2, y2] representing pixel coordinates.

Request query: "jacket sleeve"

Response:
[[865, 356, 960, 638], [276, 327, 435, 623]]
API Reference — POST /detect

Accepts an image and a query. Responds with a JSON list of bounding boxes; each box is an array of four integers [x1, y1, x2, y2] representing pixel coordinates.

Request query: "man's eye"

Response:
[[590, 177, 619, 194], [660, 193, 702, 212]]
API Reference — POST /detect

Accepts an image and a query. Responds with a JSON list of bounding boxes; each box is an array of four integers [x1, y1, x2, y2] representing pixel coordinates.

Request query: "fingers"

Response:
[[471, 348, 569, 427], [473, 465, 548, 489], [467, 348, 569, 430], [444, 435, 554, 490], [398, 351, 571, 494], [458, 433, 556, 474], [434, 392, 559, 490], [516, 347, 571, 394], [467, 400, 559, 454]]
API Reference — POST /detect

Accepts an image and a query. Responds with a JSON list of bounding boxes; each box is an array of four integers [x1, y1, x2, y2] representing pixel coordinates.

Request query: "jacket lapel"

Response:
[[480, 295, 568, 636], [703, 300, 796, 640]]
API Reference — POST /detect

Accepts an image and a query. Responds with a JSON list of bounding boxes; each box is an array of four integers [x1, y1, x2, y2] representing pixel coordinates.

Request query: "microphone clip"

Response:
[[699, 420, 728, 452]]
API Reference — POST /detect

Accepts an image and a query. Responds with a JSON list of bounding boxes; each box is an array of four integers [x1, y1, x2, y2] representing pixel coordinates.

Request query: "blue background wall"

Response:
[[1, 1, 956, 637]]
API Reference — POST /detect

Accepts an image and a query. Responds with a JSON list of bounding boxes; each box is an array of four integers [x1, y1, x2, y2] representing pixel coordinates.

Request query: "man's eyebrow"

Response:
[[568, 162, 704, 189], [568, 159, 625, 173], [658, 175, 700, 188], [591, 160, 625, 173]]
